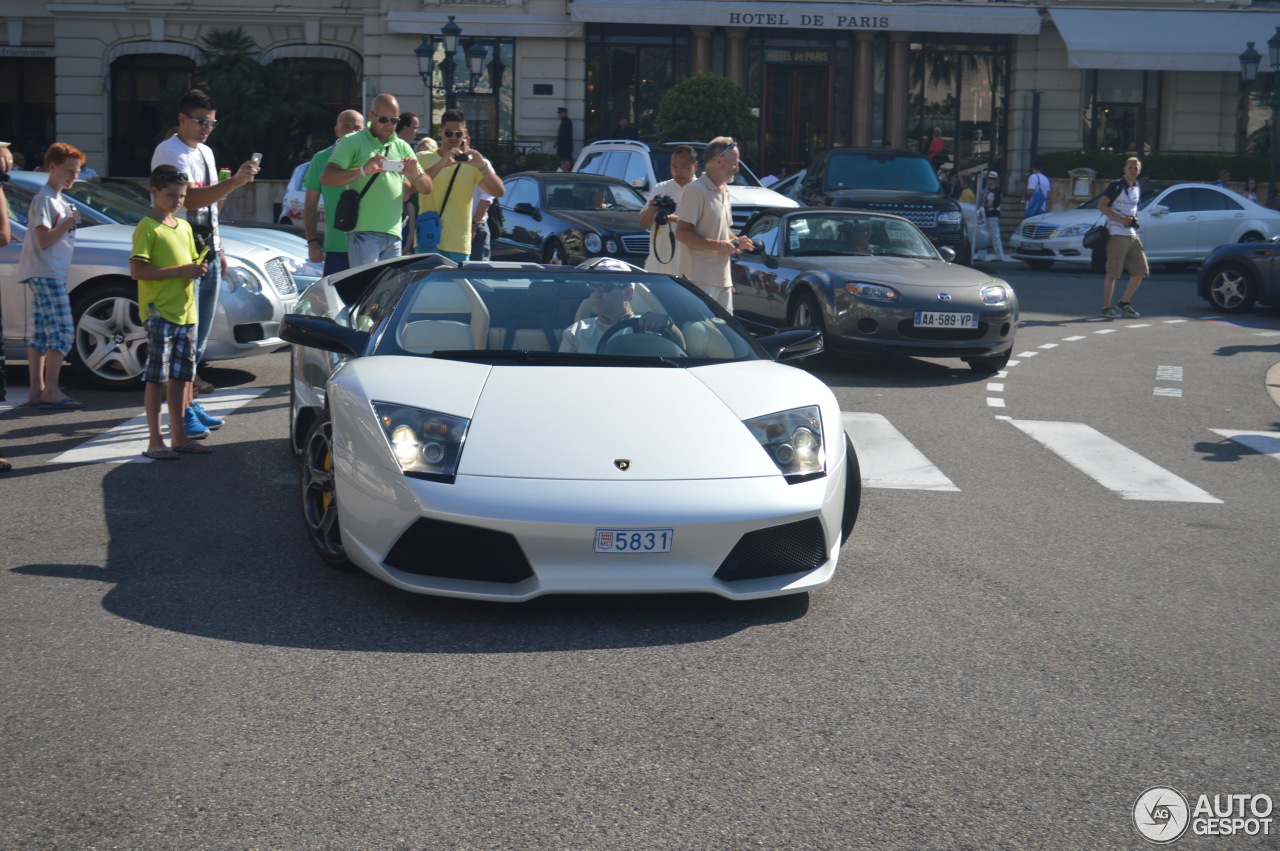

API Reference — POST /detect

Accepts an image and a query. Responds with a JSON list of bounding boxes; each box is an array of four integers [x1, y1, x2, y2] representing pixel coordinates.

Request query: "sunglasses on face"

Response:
[[373, 114, 398, 125], [184, 115, 218, 129], [589, 283, 625, 294], [442, 129, 467, 138]]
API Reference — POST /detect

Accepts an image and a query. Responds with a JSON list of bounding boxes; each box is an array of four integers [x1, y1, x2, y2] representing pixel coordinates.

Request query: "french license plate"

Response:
[[594, 528, 674, 553], [914, 311, 979, 328]]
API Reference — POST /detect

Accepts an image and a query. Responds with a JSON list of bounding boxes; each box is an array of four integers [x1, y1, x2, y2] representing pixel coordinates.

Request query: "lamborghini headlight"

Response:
[[372, 402, 470, 483], [744, 406, 826, 482]]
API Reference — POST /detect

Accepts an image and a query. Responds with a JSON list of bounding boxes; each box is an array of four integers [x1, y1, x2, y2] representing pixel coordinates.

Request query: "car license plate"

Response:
[[1023, 241, 1043, 250], [594, 528, 674, 553], [914, 311, 979, 328]]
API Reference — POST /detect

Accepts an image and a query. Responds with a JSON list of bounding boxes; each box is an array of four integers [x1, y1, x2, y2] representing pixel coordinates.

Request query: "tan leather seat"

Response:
[[398, 278, 490, 353]]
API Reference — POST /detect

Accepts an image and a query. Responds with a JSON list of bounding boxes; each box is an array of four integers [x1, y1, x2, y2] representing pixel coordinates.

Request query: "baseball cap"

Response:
[[558, 107, 568, 114], [986, 171, 999, 179]]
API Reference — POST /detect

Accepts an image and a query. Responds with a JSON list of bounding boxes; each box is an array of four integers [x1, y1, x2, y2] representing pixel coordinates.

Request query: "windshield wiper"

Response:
[[429, 349, 681, 367]]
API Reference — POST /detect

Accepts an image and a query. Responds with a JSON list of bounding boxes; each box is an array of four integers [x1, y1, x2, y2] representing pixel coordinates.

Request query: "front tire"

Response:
[[966, 349, 1012, 373], [1024, 259, 1055, 271], [788, 291, 832, 365], [840, 435, 862, 545], [71, 280, 148, 389], [1205, 264, 1258, 313], [301, 412, 354, 571]]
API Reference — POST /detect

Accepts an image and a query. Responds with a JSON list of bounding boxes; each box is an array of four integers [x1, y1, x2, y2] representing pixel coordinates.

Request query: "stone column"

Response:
[[853, 32, 876, 148], [885, 34, 911, 149], [725, 27, 747, 88], [691, 27, 713, 76]]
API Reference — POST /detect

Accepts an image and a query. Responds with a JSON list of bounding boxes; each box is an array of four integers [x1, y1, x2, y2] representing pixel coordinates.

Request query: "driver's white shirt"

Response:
[[559, 314, 635, 353]]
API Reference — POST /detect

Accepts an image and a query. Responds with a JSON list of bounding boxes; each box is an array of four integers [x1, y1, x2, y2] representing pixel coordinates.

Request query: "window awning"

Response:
[[1050, 8, 1279, 73], [571, 0, 1042, 36]]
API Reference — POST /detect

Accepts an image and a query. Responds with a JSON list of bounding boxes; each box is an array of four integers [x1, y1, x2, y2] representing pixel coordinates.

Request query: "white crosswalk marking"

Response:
[[49, 389, 268, 464], [1210, 429, 1280, 461], [842, 412, 959, 491], [1006, 419, 1221, 503]]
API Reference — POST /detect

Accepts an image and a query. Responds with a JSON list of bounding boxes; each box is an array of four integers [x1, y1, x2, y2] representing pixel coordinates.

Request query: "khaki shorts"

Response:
[[1105, 234, 1149, 279]]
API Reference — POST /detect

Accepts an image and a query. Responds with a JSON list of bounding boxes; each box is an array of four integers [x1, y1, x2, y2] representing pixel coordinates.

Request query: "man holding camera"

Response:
[[415, 108, 505, 264], [640, 144, 696, 275], [1097, 157, 1148, 318]]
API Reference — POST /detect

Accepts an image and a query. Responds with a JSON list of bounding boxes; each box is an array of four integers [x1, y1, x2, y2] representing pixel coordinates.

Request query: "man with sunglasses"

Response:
[[151, 89, 260, 399], [559, 280, 682, 354], [321, 93, 431, 268], [675, 136, 751, 311], [415, 109, 505, 263]]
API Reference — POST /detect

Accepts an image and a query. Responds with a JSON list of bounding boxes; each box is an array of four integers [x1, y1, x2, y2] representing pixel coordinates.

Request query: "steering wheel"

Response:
[[598, 315, 687, 356]]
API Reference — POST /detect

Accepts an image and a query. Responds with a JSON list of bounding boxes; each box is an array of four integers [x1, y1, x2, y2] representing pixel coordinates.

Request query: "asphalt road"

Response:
[[1, 261, 1277, 849]]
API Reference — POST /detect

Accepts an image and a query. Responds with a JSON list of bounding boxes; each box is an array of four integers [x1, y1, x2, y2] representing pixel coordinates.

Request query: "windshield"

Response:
[[824, 153, 940, 193], [784, 212, 939, 260], [368, 268, 765, 364], [62, 180, 154, 225], [545, 180, 648, 211], [651, 150, 762, 188]]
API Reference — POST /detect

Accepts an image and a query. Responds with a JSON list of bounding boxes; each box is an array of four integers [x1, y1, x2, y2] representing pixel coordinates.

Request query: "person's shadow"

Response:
[[13, 435, 807, 653]]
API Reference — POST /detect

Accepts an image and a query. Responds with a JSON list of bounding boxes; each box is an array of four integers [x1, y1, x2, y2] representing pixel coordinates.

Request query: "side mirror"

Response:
[[938, 246, 957, 263], [758, 328, 824, 362], [280, 314, 370, 357], [1150, 205, 1169, 216], [514, 202, 541, 221]]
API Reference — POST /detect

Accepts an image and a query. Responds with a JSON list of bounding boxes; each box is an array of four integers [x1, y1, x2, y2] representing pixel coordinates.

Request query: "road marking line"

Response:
[[843, 412, 959, 491], [987, 383, 1004, 392], [1156, 366, 1184, 381], [1007, 419, 1221, 503], [1153, 388, 1183, 398], [1210, 429, 1280, 461], [1063, 335, 1087, 341], [1017, 350, 1039, 358], [1164, 319, 1189, 324], [49, 389, 268, 465], [1095, 328, 1118, 334], [1039, 343, 1059, 349], [1005, 359, 1021, 368], [987, 398, 1006, 408], [1126, 323, 1152, 329]]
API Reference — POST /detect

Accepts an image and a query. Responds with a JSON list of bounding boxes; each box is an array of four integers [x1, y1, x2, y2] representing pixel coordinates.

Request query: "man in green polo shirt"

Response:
[[321, 93, 431, 269], [305, 108, 364, 276]]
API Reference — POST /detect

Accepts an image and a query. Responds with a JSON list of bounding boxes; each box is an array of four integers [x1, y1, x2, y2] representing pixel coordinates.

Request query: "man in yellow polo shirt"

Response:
[[416, 108, 505, 263]]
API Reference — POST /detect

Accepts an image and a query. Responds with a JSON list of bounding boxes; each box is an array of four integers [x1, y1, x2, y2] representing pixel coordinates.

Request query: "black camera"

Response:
[[453, 151, 470, 162], [0, 170, 9, 183], [652, 194, 677, 225]]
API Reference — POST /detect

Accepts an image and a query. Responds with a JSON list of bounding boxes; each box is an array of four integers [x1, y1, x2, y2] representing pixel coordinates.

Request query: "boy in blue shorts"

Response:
[[130, 166, 212, 459]]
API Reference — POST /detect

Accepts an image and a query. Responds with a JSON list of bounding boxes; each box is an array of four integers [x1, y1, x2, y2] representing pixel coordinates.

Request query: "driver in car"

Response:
[[844, 221, 880, 255], [559, 281, 685, 353]]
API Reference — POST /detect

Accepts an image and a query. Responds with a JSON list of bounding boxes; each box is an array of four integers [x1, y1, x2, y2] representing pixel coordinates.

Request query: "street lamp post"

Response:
[[414, 15, 490, 112], [1239, 27, 1280, 192]]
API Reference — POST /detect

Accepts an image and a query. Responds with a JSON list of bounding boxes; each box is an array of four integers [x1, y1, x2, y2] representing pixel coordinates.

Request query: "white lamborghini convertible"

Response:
[[282, 255, 860, 601]]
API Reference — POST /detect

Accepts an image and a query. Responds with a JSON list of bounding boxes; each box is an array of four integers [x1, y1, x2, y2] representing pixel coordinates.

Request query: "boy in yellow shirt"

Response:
[[130, 166, 211, 459]]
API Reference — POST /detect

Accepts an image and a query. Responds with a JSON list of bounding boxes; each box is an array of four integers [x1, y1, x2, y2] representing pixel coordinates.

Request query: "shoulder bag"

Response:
[[334, 145, 390, 232], [416, 165, 461, 252], [1082, 216, 1109, 251]]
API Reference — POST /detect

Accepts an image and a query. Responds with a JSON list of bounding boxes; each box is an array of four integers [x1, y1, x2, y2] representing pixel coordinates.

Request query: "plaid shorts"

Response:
[[24, 277, 74, 354], [142, 314, 197, 384]]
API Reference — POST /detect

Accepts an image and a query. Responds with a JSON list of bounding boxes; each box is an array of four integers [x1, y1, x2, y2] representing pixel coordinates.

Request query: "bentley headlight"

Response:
[[223, 261, 265, 294], [282, 255, 323, 280], [744, 406, 826, 482], [584, 232, 603, 253], [372, 402, 470, 483], [845, 282, 900, 302], [980, 285, 1011, 306], [1057, 222, 1090, 238]]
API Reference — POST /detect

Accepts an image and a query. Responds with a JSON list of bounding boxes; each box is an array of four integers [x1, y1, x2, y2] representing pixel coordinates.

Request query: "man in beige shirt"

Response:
[[675, 136, 751, 311]]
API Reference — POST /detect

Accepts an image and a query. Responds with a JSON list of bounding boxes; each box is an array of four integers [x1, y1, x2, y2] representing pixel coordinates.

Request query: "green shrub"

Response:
[[656, 74, 756, 144]]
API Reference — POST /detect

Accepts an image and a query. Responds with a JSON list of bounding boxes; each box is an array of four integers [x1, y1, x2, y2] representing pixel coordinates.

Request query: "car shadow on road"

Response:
[[11, 437, 809, 653], [804, 353, 996, 389]]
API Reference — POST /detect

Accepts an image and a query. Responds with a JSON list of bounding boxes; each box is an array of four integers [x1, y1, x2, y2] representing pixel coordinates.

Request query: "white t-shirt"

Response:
[[16, 184, 75, 282], [1026, 172, 1050, 196], [151, 134, 221, 250], [559, 315, 637, 353], [644, 178, 689, 275]]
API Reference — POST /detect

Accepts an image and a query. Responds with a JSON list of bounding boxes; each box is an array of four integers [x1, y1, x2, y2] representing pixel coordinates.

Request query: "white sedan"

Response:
[[1010, 182, 1280, 271], [282, 256, 860, 601]]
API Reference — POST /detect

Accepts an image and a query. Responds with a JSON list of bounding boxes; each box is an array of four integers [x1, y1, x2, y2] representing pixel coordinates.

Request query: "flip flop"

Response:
[[0, 459, 12, 473], [39, 398, 84, 410], [141, 448, 180, 461], [175, 441, 214, 455]]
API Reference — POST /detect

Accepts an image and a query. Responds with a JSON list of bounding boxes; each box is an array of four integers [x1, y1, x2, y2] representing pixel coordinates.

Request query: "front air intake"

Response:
[[714, 517, 828, 582], [384, 518, 534, 583]]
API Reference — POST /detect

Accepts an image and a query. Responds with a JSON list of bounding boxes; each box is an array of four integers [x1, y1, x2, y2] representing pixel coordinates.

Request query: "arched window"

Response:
[[110, 53, 196, 176], [266, 57, 360, 156]]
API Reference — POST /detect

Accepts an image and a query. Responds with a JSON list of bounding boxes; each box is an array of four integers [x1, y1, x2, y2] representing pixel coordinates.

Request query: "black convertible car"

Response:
[[1198, 239, 1280, 313], [492, 172, 650, 266]]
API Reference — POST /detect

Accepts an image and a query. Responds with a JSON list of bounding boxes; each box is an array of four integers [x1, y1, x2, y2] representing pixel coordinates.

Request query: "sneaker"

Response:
[[1117, 302, 1140, 317], [181, 407, 210, 439], [190, 401, 224, 430], [1100, 306, 1121, 318]]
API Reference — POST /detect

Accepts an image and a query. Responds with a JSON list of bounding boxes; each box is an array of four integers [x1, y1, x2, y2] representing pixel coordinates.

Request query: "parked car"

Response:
[[281, 254, 859, 601], [2, 184, 302, 389], [1196, 238, 1280, 313], [280, 160, 311, 228], [774, 166, 989, 256], [492, 172, 651, 266], [794, 149, 971, 264], [574, 139, 798, 230], [731, 207, 1018, 372], [1010, 182, 1278, 272]]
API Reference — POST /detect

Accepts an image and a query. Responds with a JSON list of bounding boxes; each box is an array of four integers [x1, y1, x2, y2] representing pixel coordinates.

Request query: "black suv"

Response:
[[796, 149, 969, 263]]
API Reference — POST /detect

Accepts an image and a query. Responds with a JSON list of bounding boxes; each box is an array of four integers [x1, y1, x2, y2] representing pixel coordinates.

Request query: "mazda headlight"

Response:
[[223, 261, 265, 294], [744, 406, 825, 482], [980, 285, 1011, 306], [937, 211, 962, 225], [845, 282, 900, 302], [372, 402, 470, 483], [1056, 222, 1091, 238], [584, 232, 603, 253]]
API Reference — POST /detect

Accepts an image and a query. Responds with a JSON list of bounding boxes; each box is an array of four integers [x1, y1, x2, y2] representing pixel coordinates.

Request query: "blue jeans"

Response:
[[195, 262, 221, 363], [470, 224, 491, 261], [322, 251, 350, 277], [347, 232, 401, 269]]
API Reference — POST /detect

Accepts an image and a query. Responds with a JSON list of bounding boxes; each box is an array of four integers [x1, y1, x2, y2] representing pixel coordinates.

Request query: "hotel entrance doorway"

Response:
[[762, 63, 829, 179]]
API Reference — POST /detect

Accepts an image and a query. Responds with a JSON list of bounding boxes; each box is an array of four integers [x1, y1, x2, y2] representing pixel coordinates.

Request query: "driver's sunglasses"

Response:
[[588, 283, 625, 293]]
